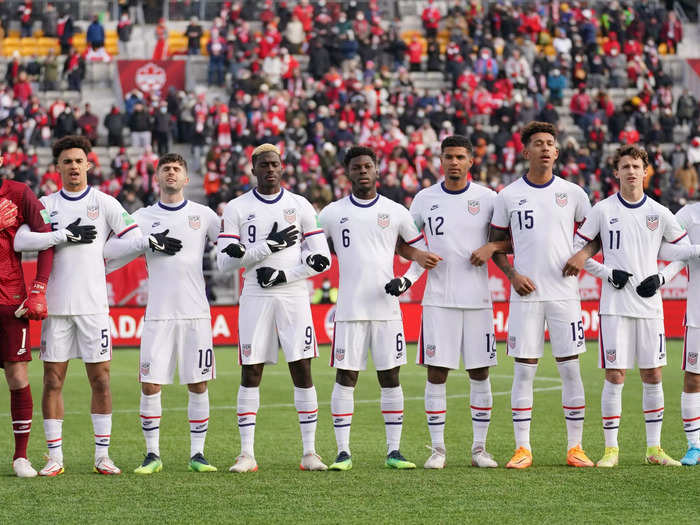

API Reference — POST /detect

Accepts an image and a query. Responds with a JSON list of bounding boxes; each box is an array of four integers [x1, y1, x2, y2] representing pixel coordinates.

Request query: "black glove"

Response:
[[636, 273, 664, 298], [223, 242, 246, 258], [256, 267, 287, 288], [149, 229, 182, 255], [266, 221, 299, 252], [608, 269, 633, 290], [306, 253, 330, 272], [384, 276, 412, 296], [65, 218, 97, 244]]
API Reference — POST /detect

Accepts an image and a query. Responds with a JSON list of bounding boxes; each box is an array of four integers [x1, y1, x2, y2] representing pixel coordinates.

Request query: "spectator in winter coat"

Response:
[[129, 102, 152, 148], [77, 102, 99, 145], [546, 68, 566, 105], [185, 16, 203, 55], [87, 15, 105, 49], [104, 105, 125, 147]]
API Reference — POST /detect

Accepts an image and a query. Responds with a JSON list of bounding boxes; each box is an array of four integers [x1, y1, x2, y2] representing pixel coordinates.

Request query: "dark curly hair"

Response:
[[612, 144, 649, 170], [344, 145, 377, 167], [52, 135, 92, 161], [521, 121, 557, 146]]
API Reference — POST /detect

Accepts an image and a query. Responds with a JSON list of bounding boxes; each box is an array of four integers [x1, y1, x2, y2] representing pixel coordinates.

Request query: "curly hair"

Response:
[[52, 135, 92, 161], [158, 152, 188, 171], [521, 121, 557, 146], [344, 145, 377, 167], [612, 144, 649, 170]]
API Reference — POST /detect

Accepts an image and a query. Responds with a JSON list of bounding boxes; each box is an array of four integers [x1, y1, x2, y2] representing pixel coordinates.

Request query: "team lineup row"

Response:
[[0, 124, 699, 479]]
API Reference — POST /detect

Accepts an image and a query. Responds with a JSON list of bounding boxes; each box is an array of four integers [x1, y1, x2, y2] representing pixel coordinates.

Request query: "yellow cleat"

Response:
[[567, 445, 594, 467], [645, 446, 681, 466], [506, 447, 532, 469], [596, 447, 619, 467]]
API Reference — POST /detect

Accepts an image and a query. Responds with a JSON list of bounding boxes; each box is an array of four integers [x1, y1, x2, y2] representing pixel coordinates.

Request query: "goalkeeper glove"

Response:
[[385, 276, 412, 296], [266, 221, 299, 252], [0, 198, 18, 231], [222, 242, 246, 258], [256, 267, 287, 288], [608, 269, 633, 290], [306, 253, 330, 272], [636, 273, 664, 298], [65, 218, 97, 244], [149, 229, 182, 255], [14, 281, 48, 320]]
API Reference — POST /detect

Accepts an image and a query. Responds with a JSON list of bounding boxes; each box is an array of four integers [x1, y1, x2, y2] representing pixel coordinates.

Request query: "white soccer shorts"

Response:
[[598, 315, 666, 369], [139, 318, 215, 385], [330, 320, 406, 371], [40, 314, 112, 363], [238, 294, 317, 365], [506, 299, 586, 359], [683, 326, 700, 374], [417, 306, 497, 370]]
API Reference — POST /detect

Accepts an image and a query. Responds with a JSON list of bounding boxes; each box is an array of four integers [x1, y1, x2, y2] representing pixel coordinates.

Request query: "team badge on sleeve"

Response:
[[140, 361, 150, 376], [87, 205, 99, 220], [122, 212, 135, 225], [468, 200, 480, 215], [40, 209, 50, 223], [242, 344, 252, 357], [426, 344, 436, 357], [188, 215, 201, 230], [555, 193, 568, 207], [377, 213, 390, 229], [688, 352, 698, 366], [606, 349, 617, 362], [508, 335, 516, 349], [646, 215, 659, 231], [335, 347, 345, 361], [284, 208, 297, 224]]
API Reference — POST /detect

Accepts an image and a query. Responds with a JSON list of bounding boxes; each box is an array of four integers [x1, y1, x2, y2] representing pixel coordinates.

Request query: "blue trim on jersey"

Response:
[[440, 181, 470, 194], [253, 188, 284, 204], [617, 193, 647, 209], [522, 174, 555, 188], [349, 194, 380, 208], [60, 187, 91, 201], [158, 200, 188, 211]]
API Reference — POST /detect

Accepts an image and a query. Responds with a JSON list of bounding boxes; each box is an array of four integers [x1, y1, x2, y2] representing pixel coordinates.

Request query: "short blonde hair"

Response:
[[251, 143, 281, 166]]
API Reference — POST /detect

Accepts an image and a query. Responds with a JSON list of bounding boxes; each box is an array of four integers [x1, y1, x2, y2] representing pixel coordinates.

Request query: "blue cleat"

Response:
[[680, 447, 700, 466]]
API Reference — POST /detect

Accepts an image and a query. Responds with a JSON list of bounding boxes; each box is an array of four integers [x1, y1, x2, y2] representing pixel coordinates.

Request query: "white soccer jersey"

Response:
[[217, 188, 329, 297], [491, 175, 590, 302], [675, 203, 700, 327], [318, 193, 424, 321], [576, 193, 688, 318], [40, 187, 140, 315], [410, 181, 496, 309]]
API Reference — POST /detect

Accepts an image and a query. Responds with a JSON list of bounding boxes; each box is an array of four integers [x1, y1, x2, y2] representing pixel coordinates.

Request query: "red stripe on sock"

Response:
[[682, 416, 700, 422], [139, 415, 161, 419], [297, 409, 318, 414], [381, 410, 403, 414], [643, 407, 664, 414], [426, 410, 447, 414], [188, 418, 209, 423], [563, 405, 585, 410], [331, 412, 353, 417], [237, 412, 257, 416], [470, 405, 492, 411], [511, 407, 532, 411], [94, 434, 111, 438], [602, 416, 621, 420], [46, 437, 62, 443]]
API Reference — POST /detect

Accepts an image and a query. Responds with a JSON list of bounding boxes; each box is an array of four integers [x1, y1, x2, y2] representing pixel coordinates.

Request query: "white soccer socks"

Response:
[[381, 386, 404, 453], [237, 386, 259, 458], [140, 391, 162, 456], [44, 418, 63, 463], [556, 360, 586, 450], [601, 380, 623, 448], [469, 378, 493, 451], [424, 381, 446, 450], [91, 413, 112, 460], [642, 382, 664, 448], [294, 386, 319, 456], [188, 390, 210, 457], [331, 383, 354, 454], [681, 391, 700, 448], [511, 362, 537, 451]]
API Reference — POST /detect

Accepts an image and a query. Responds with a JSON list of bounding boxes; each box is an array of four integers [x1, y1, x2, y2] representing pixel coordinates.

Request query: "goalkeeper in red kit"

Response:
[[0, 159, 54, 478]]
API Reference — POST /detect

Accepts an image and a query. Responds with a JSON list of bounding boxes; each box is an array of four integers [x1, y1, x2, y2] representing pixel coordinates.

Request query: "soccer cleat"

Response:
[[680, 446, 700, 466], [133, 453, 163, 474], [596, 447, 619, 467], [38, 456, 64, 477], [385, 450, 416, 469], [506, 447, 533, 469], [188, 453, 217, 472], [12, 457, 37, 478], [471, 446, 498, 468], [645, 446, 681, 466], [328, 451, 352, 471], [94, 456, 121, 475], [300, 453, 328, 471], [566, 445, 594, 467], [229, 453, 258, 473], [423, 446, 446, 469]]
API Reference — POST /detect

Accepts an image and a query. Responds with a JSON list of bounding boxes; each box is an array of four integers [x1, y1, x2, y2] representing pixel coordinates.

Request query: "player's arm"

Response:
[[13, 223, 68, 251], [469, 238, 512, 266], [564, 233, 603, 277], [489, 226, 536, 296]]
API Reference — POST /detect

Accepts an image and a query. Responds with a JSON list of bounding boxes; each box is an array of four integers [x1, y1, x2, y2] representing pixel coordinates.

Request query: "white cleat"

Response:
[[423, 446, 446, 469], [229, 453, 258, 473], [94, 456, 122, 475], [38, 456, 64, 477], [471, 447, 498, 468], [13, 457, 37, 478], [300, 453, 328, 471]]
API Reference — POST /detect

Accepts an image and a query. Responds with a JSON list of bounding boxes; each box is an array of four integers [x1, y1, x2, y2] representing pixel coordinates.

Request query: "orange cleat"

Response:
[[567, 445, 594, 467], [506, 447, 533, 469]]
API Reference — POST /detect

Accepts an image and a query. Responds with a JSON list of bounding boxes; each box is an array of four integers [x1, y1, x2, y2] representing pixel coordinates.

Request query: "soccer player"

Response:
[[33, 136, 143, 476], [217, 144, 331, 472], [318, 145, 440, 471], [407, 135, 507, 469], [484, 121, 594, 469], [568, 144, 689, 467], [103, 153, 220, 474]]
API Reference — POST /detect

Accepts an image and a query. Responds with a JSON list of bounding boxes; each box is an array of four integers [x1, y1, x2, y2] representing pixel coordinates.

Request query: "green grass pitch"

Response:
[[0, 341, 695, 524]]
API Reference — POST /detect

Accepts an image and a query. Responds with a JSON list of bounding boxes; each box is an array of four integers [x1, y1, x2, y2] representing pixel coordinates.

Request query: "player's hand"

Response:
[[64, 218, 97, 244], [511, 272, 536, 296], [385, 276, 412, 296], [414, 250, 442, 269], [266, 221, 299, 252], [306, 253, 330, 272], [562, 251, 588, 277], [470, 243, 495, 267], [14, 281, 48, 320], [608, 269, 633, 290], [256, 267, 287, 288], [636, 273, 664, 298], [223, 242, 246, 258], [0, 198, 19, 231], [149, 229, 182, 255]]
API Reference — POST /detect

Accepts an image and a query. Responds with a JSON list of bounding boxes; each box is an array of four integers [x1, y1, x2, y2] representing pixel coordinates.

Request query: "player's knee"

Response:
[[241, 365, 263, 387], [684, 372, 700, 392], [89, 373, 111, 394], [336, 369, 358, 387], [467, 367, 488, 381], [377, 368, 400, 388], [187, 381, 207, 394], [141, 382, 161, 395], [43, 371, 65, 392], [427, 366, 449, 384], [605, 369, 626, 384], [639, 368, 662, 384]]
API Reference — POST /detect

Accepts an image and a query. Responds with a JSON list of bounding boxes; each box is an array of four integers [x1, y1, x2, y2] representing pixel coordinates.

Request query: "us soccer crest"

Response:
[[188, 215, 201, 230], [87, 205, 99, 220], [606, 349, 617, 362], [140, 362, 150, 376], [377, 213, 390, 229], [426, 344, 436, 357], [555, 193, 568, 207], [646, 215, 659, 231], [335, 347, 345, 361], [468, 200, 480, 215], [284, 208, 297, 224], [242, 344, 252, 357], [508, 335, 516, 349], [689, 352, 698, 366]]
